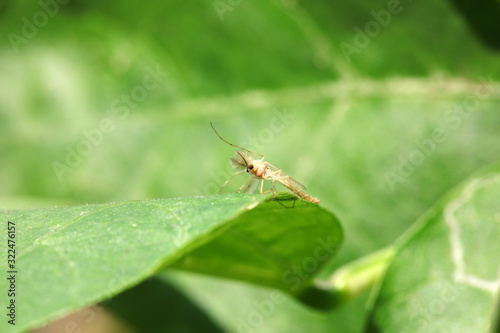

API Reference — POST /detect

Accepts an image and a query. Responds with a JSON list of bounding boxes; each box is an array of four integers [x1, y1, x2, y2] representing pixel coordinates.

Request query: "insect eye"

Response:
[[248, 164, 254, 170]]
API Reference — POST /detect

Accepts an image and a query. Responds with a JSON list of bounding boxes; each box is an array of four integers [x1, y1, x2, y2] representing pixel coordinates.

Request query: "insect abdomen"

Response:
[[275, 177, 321, 204]]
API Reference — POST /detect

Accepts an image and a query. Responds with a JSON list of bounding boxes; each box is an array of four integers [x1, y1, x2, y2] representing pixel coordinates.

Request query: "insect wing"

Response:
[[229, 150, 252, 171], [267, 163, 307, 190], [242, 177, 259, 194]]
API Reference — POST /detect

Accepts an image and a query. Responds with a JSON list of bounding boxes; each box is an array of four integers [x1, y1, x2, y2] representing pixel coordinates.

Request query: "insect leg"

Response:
[[218, 170, 246, 194], [271, 180, 279, 196], [237, 175, 255, 193], [259, 179, 275, 196]]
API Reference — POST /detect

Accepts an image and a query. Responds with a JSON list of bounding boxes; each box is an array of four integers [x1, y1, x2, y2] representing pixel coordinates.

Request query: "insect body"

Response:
[[211, 122, 320, 204]]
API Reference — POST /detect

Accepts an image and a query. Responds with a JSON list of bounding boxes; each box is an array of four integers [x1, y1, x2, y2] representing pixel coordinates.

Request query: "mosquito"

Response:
[[210, 122, 320, 204]]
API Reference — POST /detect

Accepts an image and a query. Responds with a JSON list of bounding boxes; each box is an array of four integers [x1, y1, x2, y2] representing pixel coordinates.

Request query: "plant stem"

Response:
[[298, 247, 396, 310]]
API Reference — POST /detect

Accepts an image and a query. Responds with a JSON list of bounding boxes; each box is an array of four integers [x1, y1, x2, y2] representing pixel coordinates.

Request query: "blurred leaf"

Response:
[[105, 277, 224, 333], [0, 194, 341, 332], [365, 164, 500, 332], [447, 0, 500, 50], [163, 270, 371, 333], [1, 0, 500, 332]]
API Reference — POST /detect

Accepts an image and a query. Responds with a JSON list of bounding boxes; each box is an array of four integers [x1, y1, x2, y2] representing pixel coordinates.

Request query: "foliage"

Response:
[[0, 0, 499, 332]]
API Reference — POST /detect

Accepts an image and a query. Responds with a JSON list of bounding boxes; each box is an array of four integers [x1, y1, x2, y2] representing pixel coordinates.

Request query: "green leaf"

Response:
[[105, 276, 224, 333], [171, 195, 343, 293], [0, 194, 342, 332], [365, 164, 500, 333], [447, 0, 500, 50], [1, 1, 500, 332]]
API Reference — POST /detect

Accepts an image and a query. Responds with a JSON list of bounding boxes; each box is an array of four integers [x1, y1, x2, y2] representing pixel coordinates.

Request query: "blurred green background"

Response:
[[1, 0, 499, 332]]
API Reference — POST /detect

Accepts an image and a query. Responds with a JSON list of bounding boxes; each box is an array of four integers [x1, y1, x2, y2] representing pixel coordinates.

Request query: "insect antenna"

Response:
[[230, 150, 249, 169], [237, 151, 248, 165], [210, 122, 263, 157]]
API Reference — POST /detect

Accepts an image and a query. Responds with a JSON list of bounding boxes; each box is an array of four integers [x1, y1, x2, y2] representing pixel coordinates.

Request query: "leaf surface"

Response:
[[0, 194, 342, 332], [365, 165, 500, 333]]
